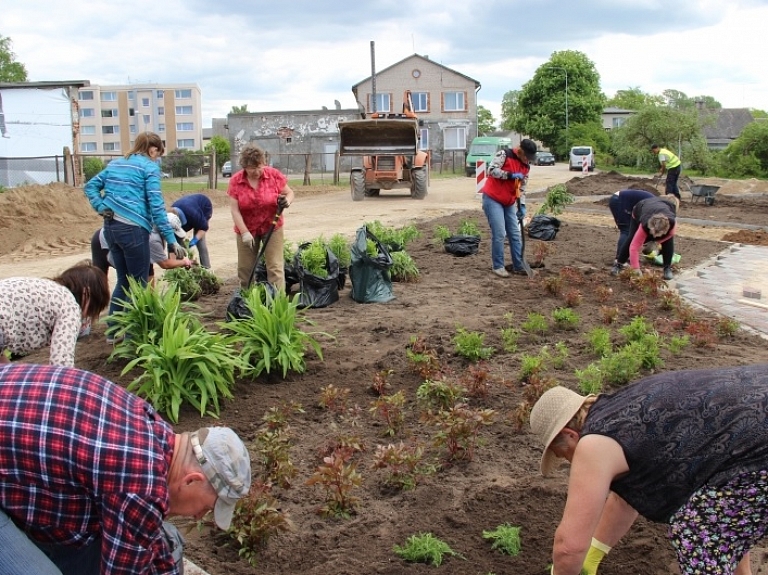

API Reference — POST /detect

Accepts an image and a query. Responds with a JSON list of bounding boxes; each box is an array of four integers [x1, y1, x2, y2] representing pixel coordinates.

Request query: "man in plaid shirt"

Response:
[[0, 364, 252, 575]]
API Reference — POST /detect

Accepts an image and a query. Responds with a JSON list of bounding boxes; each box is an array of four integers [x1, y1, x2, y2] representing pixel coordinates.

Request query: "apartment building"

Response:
[[76, 83, 203, 154]]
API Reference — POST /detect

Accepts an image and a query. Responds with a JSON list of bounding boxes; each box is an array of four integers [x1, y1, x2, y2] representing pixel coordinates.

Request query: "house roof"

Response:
[[0, 80, 90, 89], [603, 107, 634, 115], [351, 53, 480, 92], [701, 108, 753, 140]]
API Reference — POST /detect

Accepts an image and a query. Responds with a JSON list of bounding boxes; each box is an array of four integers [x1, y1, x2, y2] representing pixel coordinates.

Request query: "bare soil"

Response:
[[6, 169, 768, 574]]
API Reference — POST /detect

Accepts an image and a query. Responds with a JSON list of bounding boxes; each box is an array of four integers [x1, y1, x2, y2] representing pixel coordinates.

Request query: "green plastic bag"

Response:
[[349, 226, 395, 303], [653, 253, 681, 266]]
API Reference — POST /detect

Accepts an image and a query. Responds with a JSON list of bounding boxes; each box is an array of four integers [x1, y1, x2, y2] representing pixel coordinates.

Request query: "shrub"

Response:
[[667, 334, 691, 354], [221, 288, 328, 379], [537, 183, 574, 215], [453, 326, 494, 361], [600, 305, 620, 325], [620, 316, 655, 343], [599, 347, 642, 386], [542, 276, 563, 296], [519, 353, 545, 383], [433, 225, 451, 243], [298, 238, 330, 278]]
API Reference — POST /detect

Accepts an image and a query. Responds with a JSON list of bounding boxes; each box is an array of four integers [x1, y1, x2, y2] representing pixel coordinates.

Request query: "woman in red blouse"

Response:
[[227, 145, 295, 291]]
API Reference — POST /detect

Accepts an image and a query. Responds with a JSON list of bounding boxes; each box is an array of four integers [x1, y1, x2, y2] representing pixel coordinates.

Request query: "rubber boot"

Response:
[[663, 266, 673, 281]]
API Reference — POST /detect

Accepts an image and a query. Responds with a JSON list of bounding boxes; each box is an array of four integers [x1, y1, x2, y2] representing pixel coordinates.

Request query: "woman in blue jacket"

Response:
[[84, 132, 186, 340]]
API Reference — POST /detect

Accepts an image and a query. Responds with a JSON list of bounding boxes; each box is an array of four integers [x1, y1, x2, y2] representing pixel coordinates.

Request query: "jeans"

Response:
[[103, 219, 150, 324], [482, 194, 523, 271], [666, 165, 681, 199], [0, 508, 184, 575], [195, 235, 211, 268], [608, 194, 630, 261]]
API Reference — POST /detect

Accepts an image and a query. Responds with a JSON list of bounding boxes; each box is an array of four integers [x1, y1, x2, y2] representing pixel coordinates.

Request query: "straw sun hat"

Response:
[[530, 386, 593, 476]]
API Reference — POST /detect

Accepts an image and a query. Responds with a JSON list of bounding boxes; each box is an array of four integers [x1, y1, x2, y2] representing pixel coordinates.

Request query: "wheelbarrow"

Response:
[[689, 184, 720, 206]]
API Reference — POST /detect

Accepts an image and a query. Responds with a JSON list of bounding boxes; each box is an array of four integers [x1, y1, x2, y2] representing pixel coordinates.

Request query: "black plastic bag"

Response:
[[293, 242, 340, 309], [349, 226, 395, 303], [527, 215, 561, 241], [253, 260, 300, 294], [226, 282, 277, 320], [444, 234, 480, 256]]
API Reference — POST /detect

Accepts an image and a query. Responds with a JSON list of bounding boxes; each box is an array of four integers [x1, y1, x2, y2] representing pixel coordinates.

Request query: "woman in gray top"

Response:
[[530, 364, 768, 575]]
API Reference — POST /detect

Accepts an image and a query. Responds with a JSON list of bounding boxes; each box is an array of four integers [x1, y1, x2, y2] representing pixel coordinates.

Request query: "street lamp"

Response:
[[550, 67, 568, 153]]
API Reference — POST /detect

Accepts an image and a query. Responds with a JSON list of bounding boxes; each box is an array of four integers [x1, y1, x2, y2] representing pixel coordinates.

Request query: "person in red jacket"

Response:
[[481, 139, 537, 277]]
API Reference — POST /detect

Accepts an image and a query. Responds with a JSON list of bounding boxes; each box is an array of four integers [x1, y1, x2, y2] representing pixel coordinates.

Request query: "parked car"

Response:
[[161, 171, 171, 179], [221, 161, 232, 177], [535, 152, 556, 166]]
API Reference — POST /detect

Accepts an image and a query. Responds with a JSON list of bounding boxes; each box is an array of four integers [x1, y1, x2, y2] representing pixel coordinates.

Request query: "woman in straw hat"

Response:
[[530, 364, 768, 575], [613, 195, 679, 281]]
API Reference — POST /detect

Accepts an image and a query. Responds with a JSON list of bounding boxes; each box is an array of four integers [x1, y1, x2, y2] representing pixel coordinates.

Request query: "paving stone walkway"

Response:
[[673, 243, 768, 340]]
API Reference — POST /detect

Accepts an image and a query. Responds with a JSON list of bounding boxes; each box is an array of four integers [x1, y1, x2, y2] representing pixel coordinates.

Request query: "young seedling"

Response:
[[500, 325, 520, 353], [416, 379, 467, 412], [458, 219, 482, 237], [686, 320, 718, 348], [552, 307, 580, 330], [390, 250, 420, 282], [575, 363, 604, 395], [599, 305, 620, 325], [406, 335, 443, 380], [531, 240, 554, 268], [551, 341, 569, 369], [305, 449, 362, 518], [453, 326, 494, 361], [427, 403, 496, 462], [542, 275, 563, 296], [562, 289, 583, 308], [433, 224, 452, 243], [521, 312, 549, 336], [254, 428, 297, 489], [371, 369, 393, 396], [369, 390, 407, 437], [483, 523, 522, 556], [461, 363, 493, 400], [667, 334, 691, 354], [318, 384, 350, 415], [394, 533, 464, 567], [594, 285, 613, 303], [586, 327, 613, 357], [372, 442, 435, 491]]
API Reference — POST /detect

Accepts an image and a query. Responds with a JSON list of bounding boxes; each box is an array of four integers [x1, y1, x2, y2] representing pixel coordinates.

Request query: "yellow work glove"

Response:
[[582, 538, 612, 575]]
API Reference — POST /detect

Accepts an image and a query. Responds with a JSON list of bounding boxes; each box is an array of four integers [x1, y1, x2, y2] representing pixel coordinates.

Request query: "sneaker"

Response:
[[492, 268, 510, 278], [510, 268, 529, 276], [663, 267, 674, 281], [610, 263, 622, 276]]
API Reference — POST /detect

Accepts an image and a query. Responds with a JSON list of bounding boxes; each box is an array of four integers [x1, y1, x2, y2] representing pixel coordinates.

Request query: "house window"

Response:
[[419, 128, 429, 150], [142, 97, 150, 107], [102, 125, 119, 135], [101, 91, 117, 101], [130, 125, 137, 133], [143, 115, 151, 124], [128, 92, 134, 100], [80, 108, 95, 118], [101, 109, 118, 118], [412, 92, 429, 113], [81, 125, 96, 135], [175, 89, 192, 98], [156, 90, 164, 99], [176, 122, 194, 131], [80, 142, 97, 152], [175, 106, 193, 115], [368, 93, 391, 113], [129, 108, 135, 116], [79, 90, 94, 100], [158, 123, 165, 132], [177, 139, 195, 149], [443, 91, 466, 112], [612, 117, 626, 128], [443, 126, 467, 150], [158, 107, 164, 116], [104, 142, 120, 152]]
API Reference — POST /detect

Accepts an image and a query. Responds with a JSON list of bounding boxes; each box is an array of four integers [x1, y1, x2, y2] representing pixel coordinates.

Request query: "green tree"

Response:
[[476, 105, 496, 135], [500, 90, 523, 132], [0, 35, 28, 81], [749, 108, 767, 119], [231, 104, 249, 114], [204, 135, 230, 169], [717, 120, 768, 177], [606, 87, 664, 110], [82, 157, 106, 182], [163, 149, 206, 177], [512, 50, 605, 158]]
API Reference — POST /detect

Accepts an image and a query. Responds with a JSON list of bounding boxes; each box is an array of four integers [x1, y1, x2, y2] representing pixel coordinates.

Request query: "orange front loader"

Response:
[[338, 91, 429, 201]]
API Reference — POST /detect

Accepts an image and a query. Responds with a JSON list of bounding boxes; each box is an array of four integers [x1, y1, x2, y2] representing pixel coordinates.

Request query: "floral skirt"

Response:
[[668, 469, 768, 574]]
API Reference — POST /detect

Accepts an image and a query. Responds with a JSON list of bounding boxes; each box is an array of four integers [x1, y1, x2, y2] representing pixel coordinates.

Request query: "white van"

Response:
[[569, 146, 595, 171]]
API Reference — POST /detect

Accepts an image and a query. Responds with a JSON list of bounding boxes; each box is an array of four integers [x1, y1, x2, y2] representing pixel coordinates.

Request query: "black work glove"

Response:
[[277, 195, 290, 209]]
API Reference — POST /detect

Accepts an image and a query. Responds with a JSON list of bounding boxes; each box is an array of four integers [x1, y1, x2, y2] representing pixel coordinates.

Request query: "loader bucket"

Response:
[[338, 118, 419, 156]]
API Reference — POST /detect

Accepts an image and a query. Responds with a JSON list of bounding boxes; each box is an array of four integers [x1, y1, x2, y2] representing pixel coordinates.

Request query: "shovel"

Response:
[[516, 198, 534, 278], [226, 204, 285, 320]]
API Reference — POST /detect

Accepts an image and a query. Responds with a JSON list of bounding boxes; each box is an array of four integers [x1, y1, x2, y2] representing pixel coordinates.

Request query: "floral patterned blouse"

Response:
[[0, 277, 82, 366]]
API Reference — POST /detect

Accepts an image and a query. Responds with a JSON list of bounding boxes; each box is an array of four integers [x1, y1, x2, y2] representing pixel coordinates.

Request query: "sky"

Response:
[[3, 0, 768, 129]]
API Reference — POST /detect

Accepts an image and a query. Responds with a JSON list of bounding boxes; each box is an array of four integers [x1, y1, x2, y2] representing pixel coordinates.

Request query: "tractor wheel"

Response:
[[351, 172, 365, 201], [411, 168, 428, 199]]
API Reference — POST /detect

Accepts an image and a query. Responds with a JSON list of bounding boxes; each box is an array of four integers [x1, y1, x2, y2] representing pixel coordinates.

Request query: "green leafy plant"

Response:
[[108, 277, 200, 357], [599, 347, 643, 386], [715, 317, 740, 338], [406, 335, 443, 380], [537, 183, 574, 215], [371, 369, 393, 396], [372, 442, 434, 491], [364, 220, 420, 250], [221, 288, 329, 379], [551, 341, 569, 369], [433, 224, 451, 243], [318, 384, 351, 415], [416, 379, 467, 412], [298, 238, 330, 278], [163, 265, 222, 301], [228, 482, 295, 567], [500, 326, 520, 353], [390, 250, 420, 282], [600, 305, 620, 325], [461, 363, 493, 399], [305, 449, 362, 518], [453, 326, 494, 361], [326, 233, 352, 268], [620, 316, 655, 343], [122, 312, 245, 423], [394, 533, 464, 567], [458, 219, 482, 237], [521, 312, 549, 335], [542, 276, 563, 296], [575, 363, 604, 395], [254, 429, 297, 489], [667, 334, 690, 354], [552, 307, 580, 330], [483, 523, 522, 556], [562, 289, 583, 307], [519, 353, 546, 383], [586, 327, 612, 357], [283, 241, 296, 264], [369, 390, 407, 436]]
